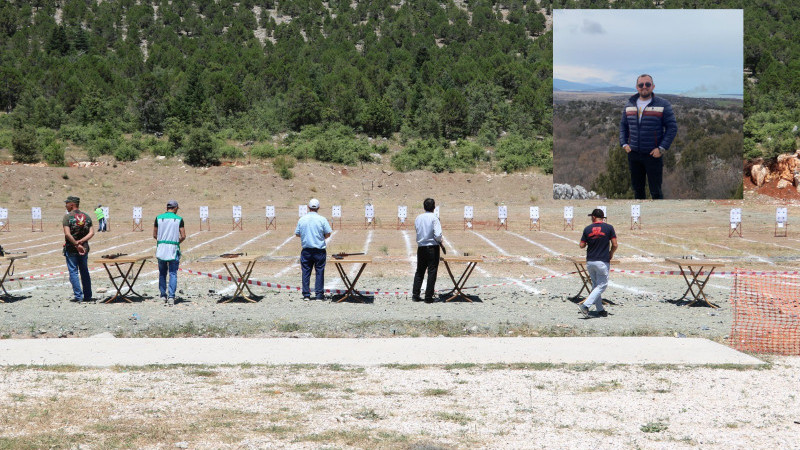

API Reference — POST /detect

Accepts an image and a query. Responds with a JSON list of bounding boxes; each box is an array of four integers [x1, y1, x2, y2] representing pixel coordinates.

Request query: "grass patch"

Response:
[[434, 411, 472, 425], [640, 421, 669, 433], [188, 369, 218, 378], [290, 382, 336, 393], [422, 388, 451, 397], [353, 408, 383, 420], [582, 380, 621, 393], [277, 322, 301, 333]]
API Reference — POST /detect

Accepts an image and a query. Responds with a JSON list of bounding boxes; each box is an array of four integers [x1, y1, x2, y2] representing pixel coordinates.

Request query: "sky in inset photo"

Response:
[[553, 9, 743, 98]]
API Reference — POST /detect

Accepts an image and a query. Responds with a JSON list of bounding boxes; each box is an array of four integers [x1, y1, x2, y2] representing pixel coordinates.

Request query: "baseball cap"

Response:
[[589, 208, 605, 218], [64, 196, 80, 204], [167, 200, 179, 208], [308, 198, 320, 209]]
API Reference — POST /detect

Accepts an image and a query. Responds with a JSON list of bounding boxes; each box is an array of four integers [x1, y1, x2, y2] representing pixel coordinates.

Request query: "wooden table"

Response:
[[0, 254, 27, 301], [94, 255, 151, 303], [330, 255, 372, 302], [567, 257, 619, 301], [441, 255, 482, 302], [665, 259, 724, 308], [211, 254, 261, 303]]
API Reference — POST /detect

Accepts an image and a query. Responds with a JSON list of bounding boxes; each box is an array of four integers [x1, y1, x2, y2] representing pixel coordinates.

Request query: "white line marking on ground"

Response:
[[184, 231, 236, 254], [506, 231, 561, 256], [449, 235, 540, 294]]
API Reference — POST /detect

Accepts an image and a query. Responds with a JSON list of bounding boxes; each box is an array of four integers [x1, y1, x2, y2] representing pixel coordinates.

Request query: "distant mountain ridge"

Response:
[[554, 79, 632, 93]]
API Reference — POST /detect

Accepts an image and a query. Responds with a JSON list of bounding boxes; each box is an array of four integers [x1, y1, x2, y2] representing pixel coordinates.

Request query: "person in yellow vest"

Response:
[[94, 204, 107, 232], [153, 200, 185, 305]]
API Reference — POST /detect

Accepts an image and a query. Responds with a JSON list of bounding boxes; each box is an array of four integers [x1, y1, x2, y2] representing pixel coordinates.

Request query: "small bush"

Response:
[[273, 155, 294, 179], [218, 143, 244, 159], [58, 124, 100, 145], [151, 139, 175, 157], [183, 126, 220, 167], [43, 141, 66, 166], [11, 126, 40, 163], [114, 143, 140, 162], [250, 143, 278, 159]]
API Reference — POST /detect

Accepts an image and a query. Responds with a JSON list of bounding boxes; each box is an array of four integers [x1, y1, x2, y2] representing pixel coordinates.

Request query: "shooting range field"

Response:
[[1, 160, 799, 448], [0, 159, 795, 340]]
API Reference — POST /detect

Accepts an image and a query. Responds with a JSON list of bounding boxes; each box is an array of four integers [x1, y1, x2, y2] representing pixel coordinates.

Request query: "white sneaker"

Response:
[[577, 304, 590, 318]]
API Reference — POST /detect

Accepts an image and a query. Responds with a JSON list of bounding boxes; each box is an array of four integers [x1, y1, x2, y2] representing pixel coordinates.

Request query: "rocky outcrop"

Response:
[[750, 152, 800, 190], [553, 183, 601, 200]]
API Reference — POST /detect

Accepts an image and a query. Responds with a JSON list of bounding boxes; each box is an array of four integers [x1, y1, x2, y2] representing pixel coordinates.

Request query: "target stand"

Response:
[[132, 207, 143, 232], [775, 207, 788, 237], [31, 207, 43, 232], [463, 206, 474, 230], [331, 205, 342, 230], [102, 206, 111, 232], [563, 206, 574, 231], [199, 206, 210, 231], [397, 206, 407, 230], [232, 206, 243, 231], [729, 208, 742, 238], [0, 207, 8, 232], [496, 206, 508, 230], [529, 207, 540, 231], [630, 205, 642, 230], [364, 204, 375, 229], [265, 206, 276, 230]]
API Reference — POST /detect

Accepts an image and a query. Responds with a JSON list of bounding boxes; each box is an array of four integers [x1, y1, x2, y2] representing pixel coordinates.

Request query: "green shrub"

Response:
[[273, 155, 294, 179], [42, 140, 66, 166], [114, 143, 140, 162], [183, 126, 220, 167], [494, 134, 552, 174], [89, 138, 116, 156], [57, 124, 100, 145], [218, 143, 244, 159], [250, 143, 278, 159], [0, 129, 12, 150], [11, 126, 40, 163], [151, 139, 175, 157]]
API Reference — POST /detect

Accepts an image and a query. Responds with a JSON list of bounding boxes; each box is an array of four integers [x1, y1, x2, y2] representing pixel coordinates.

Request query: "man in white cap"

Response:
[[295, 198, 332, 300], [154, 200, 185, 305]]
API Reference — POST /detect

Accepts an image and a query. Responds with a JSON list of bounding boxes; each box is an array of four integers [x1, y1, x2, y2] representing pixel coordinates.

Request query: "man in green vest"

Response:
[[94, 204, 107, 232], [153, 200, 186, 305]]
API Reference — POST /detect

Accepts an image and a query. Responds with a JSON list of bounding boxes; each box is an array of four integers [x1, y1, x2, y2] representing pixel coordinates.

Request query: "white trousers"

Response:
[[582, 261, 609, 311]]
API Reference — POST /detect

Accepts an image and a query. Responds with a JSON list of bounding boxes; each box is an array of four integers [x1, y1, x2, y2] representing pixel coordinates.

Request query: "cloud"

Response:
[[581, 19, 605, 34], [553, 64, 620, 84]]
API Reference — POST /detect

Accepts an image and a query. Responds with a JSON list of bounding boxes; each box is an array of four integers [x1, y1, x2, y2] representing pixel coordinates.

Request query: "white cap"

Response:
[[308, 198, 320, 209]]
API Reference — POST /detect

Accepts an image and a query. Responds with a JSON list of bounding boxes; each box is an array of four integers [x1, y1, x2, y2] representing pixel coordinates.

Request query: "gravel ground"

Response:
[[0, 359, 798, 448], [1, 269, 732, 340]]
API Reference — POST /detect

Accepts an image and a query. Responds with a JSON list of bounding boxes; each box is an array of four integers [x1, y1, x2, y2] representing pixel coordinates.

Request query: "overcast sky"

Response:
[[553, 9, 743, 97]]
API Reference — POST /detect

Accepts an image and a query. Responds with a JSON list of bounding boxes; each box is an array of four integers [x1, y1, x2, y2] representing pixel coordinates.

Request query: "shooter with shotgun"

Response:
[[295, 198, 332, 300], [412, 198, 444, 303]]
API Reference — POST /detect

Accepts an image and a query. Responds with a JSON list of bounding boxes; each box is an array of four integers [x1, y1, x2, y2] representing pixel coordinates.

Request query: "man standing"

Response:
[[578, 208, 618, 318], [295, 198, 332, 300], [412, 198, 443, 303], [62, 196, 94, 302], [154, 200, 186, 305], [94, 204, 107, 232], [619, 74, 678, 199]]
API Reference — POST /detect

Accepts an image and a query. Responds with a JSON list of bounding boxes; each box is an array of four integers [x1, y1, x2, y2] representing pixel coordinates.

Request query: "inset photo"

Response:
[[553, 9, 743, 200]]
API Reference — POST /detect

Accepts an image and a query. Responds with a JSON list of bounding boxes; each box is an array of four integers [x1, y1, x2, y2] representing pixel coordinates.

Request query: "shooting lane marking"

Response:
[[506, 231, 560, 256], [231, 231, 271, 252], [401, 230, 415, 268], [183, 231, 236, 254], [4, 233, 60, 246], [447, 232, 540, 294]]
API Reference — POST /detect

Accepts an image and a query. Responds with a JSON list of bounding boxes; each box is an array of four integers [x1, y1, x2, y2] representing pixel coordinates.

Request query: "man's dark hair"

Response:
[[637, 74, 653, 83], [423, 198, 435, 212]]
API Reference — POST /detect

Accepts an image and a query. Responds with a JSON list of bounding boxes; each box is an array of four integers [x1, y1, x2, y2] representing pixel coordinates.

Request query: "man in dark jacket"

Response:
[[619, 74, 678, 199]]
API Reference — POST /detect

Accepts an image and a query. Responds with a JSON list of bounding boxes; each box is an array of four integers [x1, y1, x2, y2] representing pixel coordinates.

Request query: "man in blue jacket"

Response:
[[619, 74, 678, 199]]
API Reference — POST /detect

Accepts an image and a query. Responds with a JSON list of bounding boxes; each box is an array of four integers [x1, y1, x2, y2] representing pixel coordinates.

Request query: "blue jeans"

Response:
[[300, 248, 326, 298], [582, 261, 609, 312], [98, 218, 107, 232], [158, 258, 180, 298], [65, 252, 91, 301]]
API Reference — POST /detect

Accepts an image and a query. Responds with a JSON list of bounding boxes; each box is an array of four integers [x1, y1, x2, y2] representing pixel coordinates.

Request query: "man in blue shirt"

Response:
[[295, 198, 332, 300], [578, 209, 618, 318], [413, 198, 443, 303]]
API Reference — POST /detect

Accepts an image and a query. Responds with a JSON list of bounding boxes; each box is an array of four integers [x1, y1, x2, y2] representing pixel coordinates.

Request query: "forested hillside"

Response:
[[0, 0, 796, 176], [0, 0, 552, 172]]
